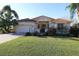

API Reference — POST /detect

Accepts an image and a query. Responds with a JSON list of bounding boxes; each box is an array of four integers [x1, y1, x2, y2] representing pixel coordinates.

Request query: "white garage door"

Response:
[[16, 25, 35, 35]]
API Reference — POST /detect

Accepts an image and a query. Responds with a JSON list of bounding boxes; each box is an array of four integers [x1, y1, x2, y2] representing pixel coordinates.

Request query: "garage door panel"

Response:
[[16, 25, 35, 34]]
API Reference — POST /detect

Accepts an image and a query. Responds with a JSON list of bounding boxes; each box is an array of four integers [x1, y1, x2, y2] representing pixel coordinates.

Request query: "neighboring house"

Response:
[[15, 16, 71, 35]]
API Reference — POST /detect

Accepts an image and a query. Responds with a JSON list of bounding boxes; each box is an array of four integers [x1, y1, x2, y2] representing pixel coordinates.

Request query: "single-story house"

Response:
[[15, 16, 71, 35]]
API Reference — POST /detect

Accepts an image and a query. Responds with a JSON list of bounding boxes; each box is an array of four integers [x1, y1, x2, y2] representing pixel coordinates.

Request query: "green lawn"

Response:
[[0, 36, 79, 56]]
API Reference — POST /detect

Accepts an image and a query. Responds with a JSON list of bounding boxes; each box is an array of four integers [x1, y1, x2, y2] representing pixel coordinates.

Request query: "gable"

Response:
[[33, 16, 55, 21]]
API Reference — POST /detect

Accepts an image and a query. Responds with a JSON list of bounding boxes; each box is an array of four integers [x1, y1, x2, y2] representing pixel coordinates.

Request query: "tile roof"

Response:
[[17, 16, 71, 24], [17, 18, 36, 22], [33, 15, 55, 21], [51, 18, 71, 24]]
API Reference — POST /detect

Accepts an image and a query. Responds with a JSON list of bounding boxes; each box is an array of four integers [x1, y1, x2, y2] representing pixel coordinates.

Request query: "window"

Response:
[[58, 23, 64, 30], [49, 22, 55, 28]]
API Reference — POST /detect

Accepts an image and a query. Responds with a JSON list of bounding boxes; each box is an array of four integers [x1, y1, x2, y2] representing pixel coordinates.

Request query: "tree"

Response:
[[66, 3, 79, 37], [66, 3, 79, 19], [0, 5, 19, 33]]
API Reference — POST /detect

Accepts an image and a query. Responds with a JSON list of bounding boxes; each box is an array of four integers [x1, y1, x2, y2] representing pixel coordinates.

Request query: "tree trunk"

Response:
[[76, 4, 79, 19], [76, 4, 79, 27], [3, 26, 10, 33], [0, 27, 6, 33], [77, 9, 79, 19], [76, 5, 79, 37]]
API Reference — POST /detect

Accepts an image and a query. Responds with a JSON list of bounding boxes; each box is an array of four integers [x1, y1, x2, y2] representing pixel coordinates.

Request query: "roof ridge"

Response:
[[32, 15, 54, 19]]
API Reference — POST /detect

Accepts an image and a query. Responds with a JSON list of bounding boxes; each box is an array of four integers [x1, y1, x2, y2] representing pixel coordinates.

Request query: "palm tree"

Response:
[[66, 3, 79, 19], [0, 5, 19, 33], [66, 3, 79, 37]]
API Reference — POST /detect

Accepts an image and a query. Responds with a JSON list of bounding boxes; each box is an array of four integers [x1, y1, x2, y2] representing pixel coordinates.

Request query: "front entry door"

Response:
[[40, 24, 46, 33]]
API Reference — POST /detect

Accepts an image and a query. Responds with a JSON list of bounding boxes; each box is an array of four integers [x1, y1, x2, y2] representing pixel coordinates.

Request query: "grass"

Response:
[[0, 36, 79, 56]]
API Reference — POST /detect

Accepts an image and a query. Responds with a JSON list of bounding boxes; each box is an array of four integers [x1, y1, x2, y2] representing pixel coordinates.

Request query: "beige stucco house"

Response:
[[15, 16, 71, 35]]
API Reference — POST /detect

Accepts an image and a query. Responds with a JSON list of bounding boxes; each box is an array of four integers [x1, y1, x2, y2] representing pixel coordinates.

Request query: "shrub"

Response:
[[47, 28, 56, 36], [25, 32, 32, 36], [69, 27, 79, 37], [33, 31, 39, 36]]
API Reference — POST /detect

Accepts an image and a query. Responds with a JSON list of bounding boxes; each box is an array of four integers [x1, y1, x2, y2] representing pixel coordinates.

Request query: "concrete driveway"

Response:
[[0, 34, 20, 44]]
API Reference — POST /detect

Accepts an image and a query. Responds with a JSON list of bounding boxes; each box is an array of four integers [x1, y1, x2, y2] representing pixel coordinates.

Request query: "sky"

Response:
[[0, 3, 72, 19]]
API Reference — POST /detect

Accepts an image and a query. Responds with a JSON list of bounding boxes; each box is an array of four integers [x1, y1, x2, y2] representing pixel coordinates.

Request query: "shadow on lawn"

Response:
[[71, 38, 79, 41], [36, 35, 72, 40], [37, 35, 79, 41], [51, 36, 79, 41], [50, 35, 71, 38]]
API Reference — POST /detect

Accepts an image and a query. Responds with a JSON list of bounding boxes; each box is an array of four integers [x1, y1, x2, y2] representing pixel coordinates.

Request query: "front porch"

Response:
[[36, 22, 70, 35], [36, 21, 49, 33]]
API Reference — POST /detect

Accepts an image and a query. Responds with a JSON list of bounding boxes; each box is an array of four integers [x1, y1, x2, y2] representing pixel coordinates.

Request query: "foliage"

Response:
[[66, 3, 79, 19], [69, 25, 79, 37], [25, 32, 32, 36], [0, 5, 19, 33]]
